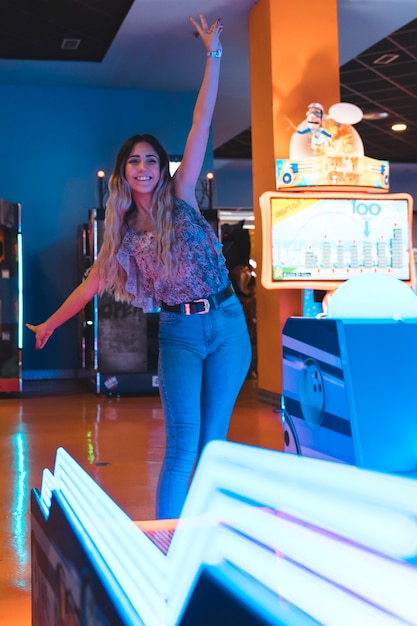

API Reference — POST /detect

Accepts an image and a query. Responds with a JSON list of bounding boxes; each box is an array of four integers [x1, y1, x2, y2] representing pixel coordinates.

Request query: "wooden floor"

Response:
[[0, 378, 283, 625]]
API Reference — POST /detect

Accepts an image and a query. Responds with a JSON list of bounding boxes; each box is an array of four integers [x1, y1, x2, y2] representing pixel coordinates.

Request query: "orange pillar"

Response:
[[249, 0, 340, 399]]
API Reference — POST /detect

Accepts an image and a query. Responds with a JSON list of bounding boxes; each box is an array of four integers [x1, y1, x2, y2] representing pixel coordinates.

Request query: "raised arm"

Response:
[[26, 264, 100, 350], [173, 14, 223, 208]]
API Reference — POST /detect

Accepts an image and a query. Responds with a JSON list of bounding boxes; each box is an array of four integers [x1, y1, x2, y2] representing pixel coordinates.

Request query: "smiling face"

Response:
[[124, 142, 161, 196], [306, 105, 324, 130]]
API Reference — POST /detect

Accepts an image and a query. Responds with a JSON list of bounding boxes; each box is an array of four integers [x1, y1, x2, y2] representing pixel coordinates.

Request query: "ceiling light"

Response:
[[61, 38, 81, 50], [391, 123, 407, 132], [373, 54, 399, 65], [362, 111, 389, 120]]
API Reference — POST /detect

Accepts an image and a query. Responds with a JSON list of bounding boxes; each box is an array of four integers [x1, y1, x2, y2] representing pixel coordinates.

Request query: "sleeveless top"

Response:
[[116, 198, 230, 312]]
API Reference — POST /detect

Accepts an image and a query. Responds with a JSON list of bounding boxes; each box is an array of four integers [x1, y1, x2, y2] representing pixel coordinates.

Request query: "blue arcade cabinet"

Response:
[[281, 273, 417, 474]]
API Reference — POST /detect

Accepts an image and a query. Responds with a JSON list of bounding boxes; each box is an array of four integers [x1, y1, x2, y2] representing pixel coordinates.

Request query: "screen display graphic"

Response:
[[260, 192, 414, 290]]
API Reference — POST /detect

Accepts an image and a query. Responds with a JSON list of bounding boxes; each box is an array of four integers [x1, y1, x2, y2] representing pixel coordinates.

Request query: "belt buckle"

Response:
[[185, 298, 210, 315]]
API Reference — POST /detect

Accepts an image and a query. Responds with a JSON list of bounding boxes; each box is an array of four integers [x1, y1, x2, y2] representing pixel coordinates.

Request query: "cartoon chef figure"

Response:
[[297, 102, 332, 150]]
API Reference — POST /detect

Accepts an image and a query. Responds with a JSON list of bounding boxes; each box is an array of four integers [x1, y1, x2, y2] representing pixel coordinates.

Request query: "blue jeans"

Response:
[[156, 293, 252, 519]]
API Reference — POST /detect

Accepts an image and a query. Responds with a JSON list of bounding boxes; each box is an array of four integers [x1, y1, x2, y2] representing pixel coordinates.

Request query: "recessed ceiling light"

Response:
[[373, 54, 399, 65], [61, 38, 81, 50], [391, 123, 407, 132]]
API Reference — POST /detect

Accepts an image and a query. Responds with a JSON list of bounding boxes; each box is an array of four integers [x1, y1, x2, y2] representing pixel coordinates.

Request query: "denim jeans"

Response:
[[156, 293, 252, 519]]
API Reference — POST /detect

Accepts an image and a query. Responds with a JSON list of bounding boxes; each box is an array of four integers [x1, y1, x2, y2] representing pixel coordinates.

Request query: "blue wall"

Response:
[[0, 84, 204, 374]]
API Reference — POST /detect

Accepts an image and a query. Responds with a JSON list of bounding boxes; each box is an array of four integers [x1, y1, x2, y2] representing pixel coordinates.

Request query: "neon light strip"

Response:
[[17, 228, 23, 350], [53, 448, 167, 624], [38, 468, 55, 518], [41, 442, 417, 625], [217, 497, 417, 623], [177, 443, 417, 559], [208, 528, 408, 626], [167, 492, 416, 624], [12, 433, 28, 584]]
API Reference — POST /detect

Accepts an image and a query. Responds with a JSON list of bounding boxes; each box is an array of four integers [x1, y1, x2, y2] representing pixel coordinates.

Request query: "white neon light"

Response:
[[38, 468, 55, 518], [166, 489, 417, 625], [208, 528, 409, 626], [215, 497, 417, 623], [176, 464, 417, 560], [37, 441, 417, 626], [17, 230, 23, 349], [53, 448, 167, 625], [166, 442, 417, 623]]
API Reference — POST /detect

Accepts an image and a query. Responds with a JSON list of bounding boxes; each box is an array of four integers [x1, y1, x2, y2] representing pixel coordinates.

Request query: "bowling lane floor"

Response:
[[0, 378, 282, 625]]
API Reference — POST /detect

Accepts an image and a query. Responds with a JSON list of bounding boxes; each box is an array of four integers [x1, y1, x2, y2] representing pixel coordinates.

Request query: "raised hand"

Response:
[[190, 14, 223, 54]]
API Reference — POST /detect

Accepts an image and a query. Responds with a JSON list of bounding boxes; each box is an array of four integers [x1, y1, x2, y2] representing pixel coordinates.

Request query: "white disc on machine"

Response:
[[329, 102, 363, 125]]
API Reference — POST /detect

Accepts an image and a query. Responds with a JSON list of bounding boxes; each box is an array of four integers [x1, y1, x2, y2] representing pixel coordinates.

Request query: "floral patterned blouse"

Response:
[[116, 198, 230, 312]]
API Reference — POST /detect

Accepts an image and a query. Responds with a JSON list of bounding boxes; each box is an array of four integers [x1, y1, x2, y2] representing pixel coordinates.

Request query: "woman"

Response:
[[27, 14, 251, 520]]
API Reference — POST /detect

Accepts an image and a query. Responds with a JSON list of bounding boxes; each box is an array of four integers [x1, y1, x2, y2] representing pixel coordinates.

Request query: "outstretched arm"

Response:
[[174, 14, 223, 208], [26, 265, 100, 350]]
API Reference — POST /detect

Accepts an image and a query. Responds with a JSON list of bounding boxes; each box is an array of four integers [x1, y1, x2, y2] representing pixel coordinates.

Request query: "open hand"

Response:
[[190, 14, 223, 54], [26, 322, 54, 350]]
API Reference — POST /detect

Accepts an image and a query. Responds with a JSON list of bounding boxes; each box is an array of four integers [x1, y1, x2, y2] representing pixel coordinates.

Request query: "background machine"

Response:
[[0, 198, 22, 393], [78, 208, 159, 396]]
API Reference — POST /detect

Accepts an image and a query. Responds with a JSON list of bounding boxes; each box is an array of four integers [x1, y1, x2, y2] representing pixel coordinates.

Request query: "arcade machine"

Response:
[[260, 101, 417, 474], [78, 207, 159, 397], [0, 198, 22, 393]]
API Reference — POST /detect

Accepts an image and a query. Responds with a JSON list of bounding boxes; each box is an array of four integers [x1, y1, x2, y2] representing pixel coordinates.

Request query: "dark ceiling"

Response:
[[0, 1, 416, 165], [215, 17, 417, 164], [341, 17, 417, 164], [0, 0, 134, 62]]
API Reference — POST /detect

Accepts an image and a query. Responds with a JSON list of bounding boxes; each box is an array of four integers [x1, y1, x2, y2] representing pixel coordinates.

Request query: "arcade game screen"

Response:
[[260, 191, 414, 291]]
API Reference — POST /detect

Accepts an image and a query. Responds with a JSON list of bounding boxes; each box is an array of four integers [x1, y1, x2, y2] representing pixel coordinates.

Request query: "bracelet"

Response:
[[207, 50, 222, 58]]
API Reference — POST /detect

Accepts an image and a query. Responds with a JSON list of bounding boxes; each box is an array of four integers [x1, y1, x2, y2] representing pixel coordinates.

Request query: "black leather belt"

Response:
[[161, 284, 234, 315]]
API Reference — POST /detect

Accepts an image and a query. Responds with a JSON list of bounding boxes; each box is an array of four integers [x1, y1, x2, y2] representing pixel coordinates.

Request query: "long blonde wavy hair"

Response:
[[95, 134, 177, 302]]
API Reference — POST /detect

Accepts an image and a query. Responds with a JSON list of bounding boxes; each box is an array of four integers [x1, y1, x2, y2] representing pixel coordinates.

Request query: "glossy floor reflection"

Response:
[[0, 378, 283, 625]]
